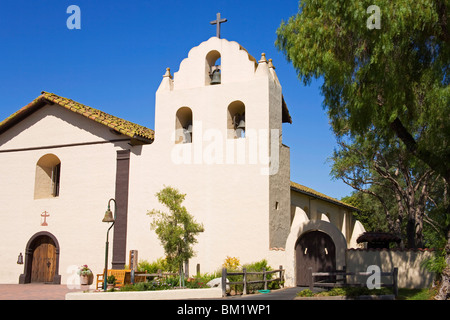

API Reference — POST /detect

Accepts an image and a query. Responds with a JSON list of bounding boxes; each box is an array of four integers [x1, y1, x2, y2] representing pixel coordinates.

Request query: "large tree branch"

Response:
[[390, 117, 450, 185]]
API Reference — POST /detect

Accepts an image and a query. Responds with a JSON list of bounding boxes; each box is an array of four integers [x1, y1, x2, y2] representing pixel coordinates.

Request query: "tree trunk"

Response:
[[435, 234, 450, 300], [406, 217, 416, 249]]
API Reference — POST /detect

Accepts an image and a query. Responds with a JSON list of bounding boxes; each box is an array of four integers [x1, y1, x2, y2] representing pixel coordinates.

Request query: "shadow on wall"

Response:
[[346, 248, 435, 289]]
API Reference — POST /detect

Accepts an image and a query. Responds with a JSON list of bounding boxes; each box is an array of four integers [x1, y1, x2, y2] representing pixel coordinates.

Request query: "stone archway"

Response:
[[19, 231, 61, 284], [284, 218, 348, 287], [295, 231, 336, 286]]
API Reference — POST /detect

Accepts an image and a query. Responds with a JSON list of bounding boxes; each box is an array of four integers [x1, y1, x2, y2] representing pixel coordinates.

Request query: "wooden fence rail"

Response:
[[131, 269, 178, 283], [221, 265, 285, 297], [308, 266, 398, 297]]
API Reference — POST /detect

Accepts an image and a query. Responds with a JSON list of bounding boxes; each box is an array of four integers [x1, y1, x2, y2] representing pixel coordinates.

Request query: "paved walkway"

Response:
[[0, 284, 86, 300], [0, 284, 307, 300], [225, 287, 307, 300]]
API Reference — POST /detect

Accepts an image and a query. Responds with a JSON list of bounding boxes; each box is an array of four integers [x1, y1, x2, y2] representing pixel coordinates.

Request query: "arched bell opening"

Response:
[[205, 50, 221, 85], [175, 107, 193, 144], [227, 101, 245, 139]]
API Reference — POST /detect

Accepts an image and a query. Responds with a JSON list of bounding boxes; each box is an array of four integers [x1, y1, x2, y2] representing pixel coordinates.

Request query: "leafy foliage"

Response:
[[276, 1, 449, 294], [222, 256, 241, 270], [137, 257, 172, 273], [147, 186, 204, 280], [276, 0, 449, 182]]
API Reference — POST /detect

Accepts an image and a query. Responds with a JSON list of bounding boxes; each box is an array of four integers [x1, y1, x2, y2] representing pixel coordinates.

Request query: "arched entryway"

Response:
[[295, 231, 336, 286], [19, 232, 61, 284]]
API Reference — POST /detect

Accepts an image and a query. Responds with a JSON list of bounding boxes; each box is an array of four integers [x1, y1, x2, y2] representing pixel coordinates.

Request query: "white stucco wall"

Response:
[[0, 37, 364, 287], [126, 37, 283, 273], [0, 104, 131, 284]]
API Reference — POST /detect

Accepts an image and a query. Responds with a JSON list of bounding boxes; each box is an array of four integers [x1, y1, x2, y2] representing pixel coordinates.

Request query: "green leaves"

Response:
[[277, 0, 450, 184], [147, 186, 204, 271]]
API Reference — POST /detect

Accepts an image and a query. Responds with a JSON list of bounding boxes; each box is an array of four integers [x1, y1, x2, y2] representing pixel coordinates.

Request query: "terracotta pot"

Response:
[[80, 275, 90, 285], [80, 273, 93, 285]]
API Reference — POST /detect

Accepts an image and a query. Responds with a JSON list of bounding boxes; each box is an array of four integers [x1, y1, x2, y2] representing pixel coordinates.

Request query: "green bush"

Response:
[[120, 277, 176, 291], [223, 259, 283, 294], [119, 271, 220, 292], [297, 289, 314, 297], [137, 257, 172, 274]]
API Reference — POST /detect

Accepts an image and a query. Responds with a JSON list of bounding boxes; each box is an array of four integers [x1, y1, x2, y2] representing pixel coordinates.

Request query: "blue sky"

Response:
[[0, 0, 355, 200]]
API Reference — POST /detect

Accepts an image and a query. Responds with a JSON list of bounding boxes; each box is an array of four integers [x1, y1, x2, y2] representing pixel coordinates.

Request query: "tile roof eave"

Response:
[[0, 92, 155, 143], [290, 181, 359, 212]]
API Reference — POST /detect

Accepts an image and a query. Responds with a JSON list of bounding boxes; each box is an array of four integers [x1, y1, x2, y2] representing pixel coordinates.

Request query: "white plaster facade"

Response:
[[0, 37, 364, 286]]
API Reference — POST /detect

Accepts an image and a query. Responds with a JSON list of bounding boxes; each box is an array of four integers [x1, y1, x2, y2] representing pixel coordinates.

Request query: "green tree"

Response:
[[276, 0, 449, 299], [147, 186, 204, 287], [332, 137, 441, 248]]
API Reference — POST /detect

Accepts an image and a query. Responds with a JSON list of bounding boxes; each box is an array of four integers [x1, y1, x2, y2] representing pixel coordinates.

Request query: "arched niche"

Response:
[[34, 154, 61, 199], [175, 107, 193, 144], [205, 50, 221, 85], [227, 100, 245, 138]]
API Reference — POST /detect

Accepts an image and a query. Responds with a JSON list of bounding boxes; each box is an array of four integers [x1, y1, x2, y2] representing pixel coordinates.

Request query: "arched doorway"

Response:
[[295, 231, 336, 286], [19, 232, 61, 284]]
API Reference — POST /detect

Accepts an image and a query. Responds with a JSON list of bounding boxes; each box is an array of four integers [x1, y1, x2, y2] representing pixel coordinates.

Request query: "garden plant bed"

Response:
[[294, 287, 436, 300], [295, 294, 395, 300]]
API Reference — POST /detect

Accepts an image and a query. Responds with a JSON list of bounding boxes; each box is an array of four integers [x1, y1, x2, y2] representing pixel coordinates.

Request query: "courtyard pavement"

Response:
[[0, 284, 306, 300], [0, 283, 86, 300]]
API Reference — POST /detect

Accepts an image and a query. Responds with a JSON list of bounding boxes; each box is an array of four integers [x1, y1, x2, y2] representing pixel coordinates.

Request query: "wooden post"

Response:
[[308, 267, 314, 291], [243, 268, 247, 295], [221, 268, 227, 297], [279, 265, 283, 287], [196, 263, 200, 277], [129, 250, 138, 284], [393, 267, 398, 297], [184, 260, 189, 279], [343, 265, 347, 285], [263, 268, 267, 290]]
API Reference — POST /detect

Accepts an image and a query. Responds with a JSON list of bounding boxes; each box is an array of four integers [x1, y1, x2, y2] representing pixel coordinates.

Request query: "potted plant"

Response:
[[77, 265, 93, 285], [107, 275, 116, 290]]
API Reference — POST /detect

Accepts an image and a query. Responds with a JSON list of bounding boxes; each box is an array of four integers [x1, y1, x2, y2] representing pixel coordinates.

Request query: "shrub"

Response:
[[297, 289, 314, 297], [222, 258, 282, 294], [222, 256, 240, 270], [138, 257, 172, 274]]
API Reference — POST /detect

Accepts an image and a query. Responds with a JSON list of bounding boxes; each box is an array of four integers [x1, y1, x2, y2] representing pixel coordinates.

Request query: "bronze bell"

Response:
[[210, 69, 221, 85], [102, 208, 115, 223], [183, 128, 192, 143]]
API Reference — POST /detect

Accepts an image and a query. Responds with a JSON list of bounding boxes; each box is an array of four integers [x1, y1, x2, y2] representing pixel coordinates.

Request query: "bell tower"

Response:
[[152, 34, 292, 255]]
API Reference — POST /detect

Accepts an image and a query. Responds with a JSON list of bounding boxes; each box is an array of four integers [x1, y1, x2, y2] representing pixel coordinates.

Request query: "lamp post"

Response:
[[102, 198, 116, 291]]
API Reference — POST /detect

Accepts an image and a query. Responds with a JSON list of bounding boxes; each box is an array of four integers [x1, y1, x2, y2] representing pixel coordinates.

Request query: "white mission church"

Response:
[[0, 27, 365, 287]]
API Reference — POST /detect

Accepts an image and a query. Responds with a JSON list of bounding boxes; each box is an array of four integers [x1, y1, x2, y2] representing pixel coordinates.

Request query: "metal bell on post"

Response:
[[102, 208, 115, 223]]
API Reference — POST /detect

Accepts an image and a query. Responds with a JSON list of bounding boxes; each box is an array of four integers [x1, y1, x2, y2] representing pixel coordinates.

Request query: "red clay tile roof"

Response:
[[290, 181, 358, 211], [0, 91, 154, 142], [356, 232, 401, 244]]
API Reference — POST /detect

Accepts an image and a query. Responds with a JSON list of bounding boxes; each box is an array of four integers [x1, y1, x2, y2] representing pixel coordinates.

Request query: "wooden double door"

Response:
[[30, 236, 57, 283], [295, 231, 336, 286]]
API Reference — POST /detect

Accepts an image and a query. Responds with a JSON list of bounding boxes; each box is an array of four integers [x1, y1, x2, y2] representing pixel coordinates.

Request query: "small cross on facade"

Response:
[[210, 12, 227, 38], [41, 211, 50, 226]]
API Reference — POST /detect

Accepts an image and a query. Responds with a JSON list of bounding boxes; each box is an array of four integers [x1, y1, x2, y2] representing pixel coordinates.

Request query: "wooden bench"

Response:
[[96, 269, 148, 290], [96, 269, 130, 290]]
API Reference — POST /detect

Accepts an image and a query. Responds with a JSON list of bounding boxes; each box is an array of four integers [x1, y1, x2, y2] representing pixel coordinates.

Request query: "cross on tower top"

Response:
[[210, 12, 227, 38]]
